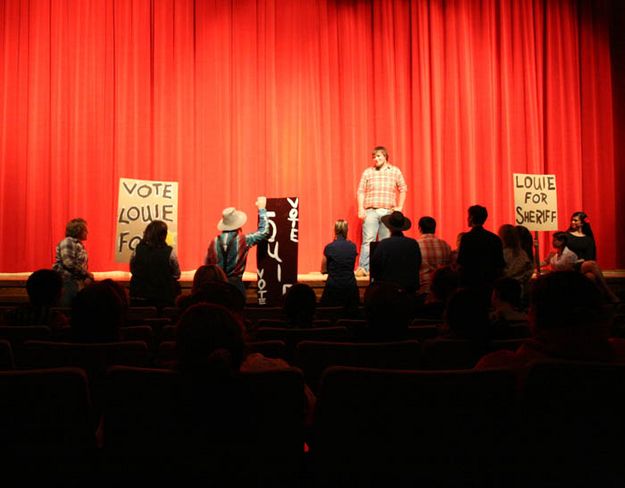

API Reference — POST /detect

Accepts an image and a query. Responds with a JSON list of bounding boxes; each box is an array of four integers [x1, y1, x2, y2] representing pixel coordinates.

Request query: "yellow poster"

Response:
[[115, 178, 178, 263]]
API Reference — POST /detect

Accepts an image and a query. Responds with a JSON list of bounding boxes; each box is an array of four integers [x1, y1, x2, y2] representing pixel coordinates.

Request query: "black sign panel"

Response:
[[256, 197, 299, 305]]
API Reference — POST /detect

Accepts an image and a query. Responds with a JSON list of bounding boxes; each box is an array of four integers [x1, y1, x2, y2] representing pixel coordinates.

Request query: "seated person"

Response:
[[71, 282, 124, 343], [100, 278, 129, 325], [177, 265, 229, 310], [414, 265, 460, 320], [489, 277, 529, 339], [490, 277, 528, 323], [476, 271, 623, 369], [362, 281, 413, 341], [540, 232, 578, 272], [178, 280, 246, 315], [440, 287, 492, 345], [283, 283, 317, 328], [174, 303, 315, 426], [7, 269, 68, 330]]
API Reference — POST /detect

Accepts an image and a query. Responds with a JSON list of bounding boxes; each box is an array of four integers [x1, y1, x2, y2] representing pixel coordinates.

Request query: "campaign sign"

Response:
[[513, 174, 558, 231], [256, 197, 299, 305], [115, 178, 178, 263]]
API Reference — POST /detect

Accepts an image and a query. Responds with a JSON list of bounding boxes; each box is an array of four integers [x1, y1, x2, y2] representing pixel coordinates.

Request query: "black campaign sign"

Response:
[[256, 197, 299, 306]]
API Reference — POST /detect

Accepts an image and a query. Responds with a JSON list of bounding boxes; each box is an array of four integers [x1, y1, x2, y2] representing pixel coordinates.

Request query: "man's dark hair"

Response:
[[552, 231, 569, 246], [468, 205, 488, 226], [418, 216, 436, 234], [26, 269, 63, 307]]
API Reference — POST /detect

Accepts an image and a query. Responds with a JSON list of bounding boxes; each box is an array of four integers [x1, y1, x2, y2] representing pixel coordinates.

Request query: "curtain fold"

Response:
[[0, 0, 621, 272]]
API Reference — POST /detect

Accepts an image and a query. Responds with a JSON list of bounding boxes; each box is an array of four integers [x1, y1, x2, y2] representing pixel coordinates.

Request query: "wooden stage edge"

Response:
[[1, 270, 625, 304]]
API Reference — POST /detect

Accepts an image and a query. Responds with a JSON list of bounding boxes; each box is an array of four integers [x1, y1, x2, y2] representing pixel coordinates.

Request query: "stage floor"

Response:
[[0, 270, 367, 304], [1, 269, 625, 305]]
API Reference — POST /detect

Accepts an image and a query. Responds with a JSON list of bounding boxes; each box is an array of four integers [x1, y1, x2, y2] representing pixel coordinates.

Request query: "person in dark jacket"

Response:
[[457, 205, 505, 298], [129, 220, 181, 308], [320, 219, 360, 313], [370, 211, 421, 294]]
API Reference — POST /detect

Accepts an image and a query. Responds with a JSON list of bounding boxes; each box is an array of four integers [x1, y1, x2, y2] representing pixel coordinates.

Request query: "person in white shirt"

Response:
[[541, 232, 578, 272]]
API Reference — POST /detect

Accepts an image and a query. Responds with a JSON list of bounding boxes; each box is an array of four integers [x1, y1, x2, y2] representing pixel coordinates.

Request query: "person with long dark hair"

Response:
[[567, 211, 620, 303], [129, 220, 181, 308], [514, 225, 535, 263], [498, 224, 533, 294]]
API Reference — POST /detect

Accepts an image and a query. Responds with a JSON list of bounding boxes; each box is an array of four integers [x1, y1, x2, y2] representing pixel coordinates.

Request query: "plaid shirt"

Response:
[[53, 237, 90, 281], [358, 164, 407, 209], [417, 234, 451, 293]]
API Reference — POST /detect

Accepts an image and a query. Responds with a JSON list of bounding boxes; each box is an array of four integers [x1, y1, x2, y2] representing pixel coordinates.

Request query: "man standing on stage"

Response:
[[356, 146, 407, 277]]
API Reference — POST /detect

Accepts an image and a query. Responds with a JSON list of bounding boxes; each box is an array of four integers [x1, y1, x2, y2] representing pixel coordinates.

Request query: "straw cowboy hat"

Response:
[[381, 211, 412, 232], [217, 207, 247, 231]]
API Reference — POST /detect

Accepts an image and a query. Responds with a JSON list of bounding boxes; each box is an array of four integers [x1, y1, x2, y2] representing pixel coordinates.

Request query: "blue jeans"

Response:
[[358, 208, 391, 271]]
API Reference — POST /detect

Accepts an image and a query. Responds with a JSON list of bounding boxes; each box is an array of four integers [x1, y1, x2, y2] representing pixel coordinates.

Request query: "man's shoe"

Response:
[[355, 267, 369, 277]]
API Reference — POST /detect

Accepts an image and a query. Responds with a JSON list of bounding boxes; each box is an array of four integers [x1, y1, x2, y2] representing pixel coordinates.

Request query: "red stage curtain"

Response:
[[0, 0, 622, 273]]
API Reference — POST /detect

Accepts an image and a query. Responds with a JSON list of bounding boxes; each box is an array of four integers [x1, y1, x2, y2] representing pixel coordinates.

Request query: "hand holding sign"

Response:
[[256, 196, 267, 209]]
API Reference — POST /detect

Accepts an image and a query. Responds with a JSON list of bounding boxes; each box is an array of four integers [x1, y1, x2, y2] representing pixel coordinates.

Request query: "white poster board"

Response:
[[513, 174, 558, 231], [115, 178, 178, 263]]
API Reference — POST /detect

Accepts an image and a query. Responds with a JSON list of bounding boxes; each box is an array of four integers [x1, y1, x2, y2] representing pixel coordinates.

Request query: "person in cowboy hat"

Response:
[[369, 210, 422, 294], [205, 196, 269, 297]]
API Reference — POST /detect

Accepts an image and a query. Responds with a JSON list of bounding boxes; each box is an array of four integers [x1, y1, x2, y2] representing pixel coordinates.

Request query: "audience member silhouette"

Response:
[[100, 278, 129, 323], [449, 231, 465, 272], [7, 269, 67, 329], [476, 271, 623, 368], [413, 265, 460, 320], [498, 223, 533, 300], [442, 287, 492, 345], [192, 265, 228, 292], [174, 303, 315, 426], [283, 283, 317, 328], [457, 205, 505, 297], [178, 280, 246, 316], [173, 303, 258, 450], [176, 265, 228, 310], [515, 225, 535, 264], [370, 211, 422, 294], [362, 282, 412, 341], [70, 282, 124, 342], [489, 277, 529, 339]]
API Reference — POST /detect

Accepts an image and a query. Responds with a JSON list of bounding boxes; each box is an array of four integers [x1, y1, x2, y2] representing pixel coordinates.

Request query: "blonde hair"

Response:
[[334, 219, 348, 239]]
